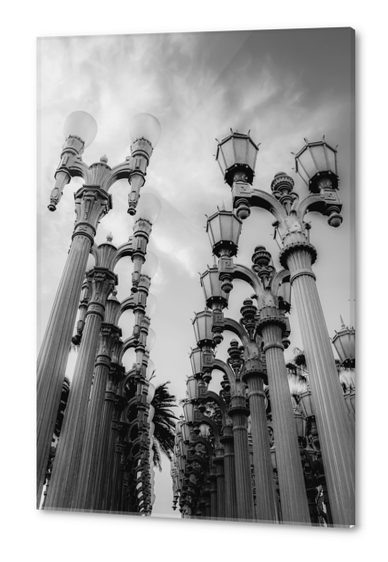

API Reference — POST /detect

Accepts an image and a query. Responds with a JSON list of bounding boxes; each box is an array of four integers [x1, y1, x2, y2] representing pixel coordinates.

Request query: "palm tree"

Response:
[[151, 381, 178, 470]]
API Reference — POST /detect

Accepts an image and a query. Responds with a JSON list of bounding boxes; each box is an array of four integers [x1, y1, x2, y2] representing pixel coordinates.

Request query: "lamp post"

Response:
[[37, 111, 160, 504], [216, 130, 354, 526]]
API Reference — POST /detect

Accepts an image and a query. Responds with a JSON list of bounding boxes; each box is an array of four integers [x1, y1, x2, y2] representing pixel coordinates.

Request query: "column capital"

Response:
[[279, 237, 317, 270], [72, 186, 112, 243]]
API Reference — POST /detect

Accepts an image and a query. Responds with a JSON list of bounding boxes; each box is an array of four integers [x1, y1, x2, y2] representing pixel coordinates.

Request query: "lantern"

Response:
[[206, 210, 242, 257], [299, 391, 315, 419], [181, 422, 191, 444], [332, 319, 355, 367], [187, 376, 199, 401], [192, 310, 214, 347], [183, 401, 195, 424], [295, 138, 339, 193], [216, 131, 259, 186], [200, 267, 229, 309]]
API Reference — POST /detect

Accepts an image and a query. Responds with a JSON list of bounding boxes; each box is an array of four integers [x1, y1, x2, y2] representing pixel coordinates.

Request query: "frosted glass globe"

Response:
[[136, 193, 161, 224], [142, 251, 158, 279], [129, 113, 161, 147], [63, 111, 98, 148], [146, 293, 157, 317]]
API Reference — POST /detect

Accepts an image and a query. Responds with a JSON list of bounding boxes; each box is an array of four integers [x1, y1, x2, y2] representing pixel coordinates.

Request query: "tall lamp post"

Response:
[[38, 110, 161, 505]]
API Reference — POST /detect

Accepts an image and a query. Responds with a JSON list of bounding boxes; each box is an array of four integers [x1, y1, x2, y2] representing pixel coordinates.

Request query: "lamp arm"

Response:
[[296, 192, 342, 222], [120, 334, 139, 358], [223, 316, 250, 347], [113, 239, 135, 265], [193, 412, 221, 444], [212, 358, 236, 385], [205, 390, 227, 418], [119, 295, 135, 315], [249, 189, 288, 223], [233, 263, 263, 296], [270, 268, 290, 296]]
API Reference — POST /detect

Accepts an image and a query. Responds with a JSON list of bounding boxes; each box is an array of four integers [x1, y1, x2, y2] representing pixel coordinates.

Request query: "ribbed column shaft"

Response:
[[110, 444, 124, 512], [100, 419, 119, 511], [286, 247, 355, 526], [221, 433, 238, 520], [210, 477, 217, 518], [229, 405, 255, 521], [261, 323, 311, 525], [214, 459, 225, 519], [37, 234, 91, 504], [94, 399, 117, 510], [72, 358, 111, 510], [245, 373, 277, 522], [45, 311, 103, 509]]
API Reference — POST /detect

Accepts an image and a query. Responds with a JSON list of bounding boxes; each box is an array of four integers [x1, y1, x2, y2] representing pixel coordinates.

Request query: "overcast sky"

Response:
[[37, 28, 354, 518]]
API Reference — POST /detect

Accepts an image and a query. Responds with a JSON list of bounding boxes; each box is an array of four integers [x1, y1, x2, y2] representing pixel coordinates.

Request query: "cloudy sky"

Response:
[[37, 28, 354, 518]]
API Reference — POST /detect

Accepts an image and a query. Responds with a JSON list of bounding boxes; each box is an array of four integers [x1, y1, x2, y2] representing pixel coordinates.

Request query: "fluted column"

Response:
[[37, 186, 111, 504], [72, 324, 120, 510], [280, 239, 355, 526], [243, 370, 277, 522], [94, 368, 125, 511], [220, 427, 237, 520], [110, 436, 126, 512], [228, 396, 255, 521], [209, 468, 217, 518], [45, 268, 116, 510], [214, 448, 225, 519], [258, 311, 311, 525]]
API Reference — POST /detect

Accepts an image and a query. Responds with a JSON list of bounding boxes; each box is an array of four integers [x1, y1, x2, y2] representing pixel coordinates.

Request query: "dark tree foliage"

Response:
[[151, 381, 178, 470]]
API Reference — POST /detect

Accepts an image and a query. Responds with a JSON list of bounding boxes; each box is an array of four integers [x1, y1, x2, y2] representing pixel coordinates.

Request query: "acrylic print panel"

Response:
[[37, 28, 355, 527]]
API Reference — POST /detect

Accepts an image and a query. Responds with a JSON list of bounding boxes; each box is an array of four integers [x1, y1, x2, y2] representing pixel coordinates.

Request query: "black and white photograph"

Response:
[[36, 28, 355, 528]]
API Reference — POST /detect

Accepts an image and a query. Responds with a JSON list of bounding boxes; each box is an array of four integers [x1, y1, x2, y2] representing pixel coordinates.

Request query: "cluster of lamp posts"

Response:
[[170, 132, 355, 526], [37, 111, 355, 526], [38, 112, 163, 514]]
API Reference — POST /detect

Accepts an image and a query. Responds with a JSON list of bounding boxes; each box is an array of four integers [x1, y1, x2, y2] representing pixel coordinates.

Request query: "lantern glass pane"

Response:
[[187, 377, 199, 401], [247, 139, 259, 170], [234, 136, 248, 164], [183, 401, 194, 423], [219, 212, 232, 241], [310, 144, 327, 172], [220, 138, 235, 169], [325, 144, 337, 173], [181, 422, 191, 443], [190, 348, 203, 376], [207, 214, 221, 246], [200, 271, 212, 301], [297, 148, 317, 180]]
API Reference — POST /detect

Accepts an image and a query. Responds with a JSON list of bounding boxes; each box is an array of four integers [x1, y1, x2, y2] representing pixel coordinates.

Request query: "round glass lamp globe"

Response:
[[146, 328, 156, 351], [145, 293, 157, 317], [129, 113, 161, 147], [146, 358, 155, 380], [136, 193, 161, 224], [142, 251, 158, 279], [63, 111, 98, 148]]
